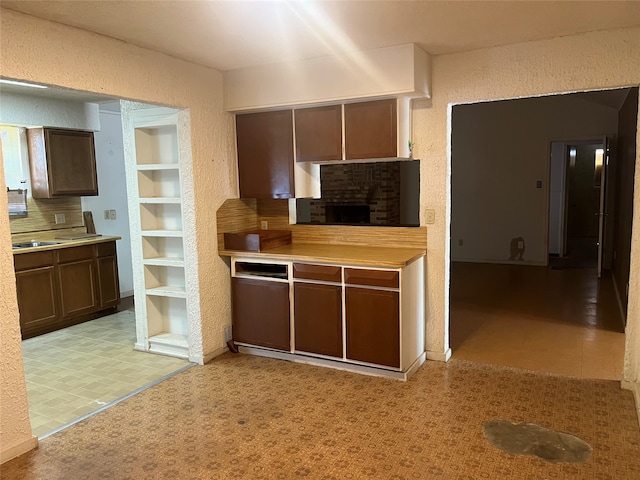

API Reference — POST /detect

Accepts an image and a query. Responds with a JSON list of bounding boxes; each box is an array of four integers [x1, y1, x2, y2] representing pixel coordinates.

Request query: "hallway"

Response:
[[450, 262, 626, 379]]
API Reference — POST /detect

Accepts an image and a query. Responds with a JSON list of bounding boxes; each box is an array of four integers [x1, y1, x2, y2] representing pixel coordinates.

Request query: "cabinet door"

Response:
[[345, 286, 400, 368], [295, 105, 343, 162], [236, 110, 294, 199], [97, 255, 120, 309], [30, 128, 98, 197], [294, 282, 342, 358], [344, 99, 397, 160], [15, 266, 59, 339], [58, 259, 98, 319], [232, 277, 290, 351]]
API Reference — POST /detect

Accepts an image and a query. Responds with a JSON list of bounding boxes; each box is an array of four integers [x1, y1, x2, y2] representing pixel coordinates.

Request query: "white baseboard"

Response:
[[426, 348, 451, 362], [0, 436, 37, 464], [237, 345, 424, 381], [611, 274, 627, 327], [621, 380, 640, 429], [451, 258, 547, 267]]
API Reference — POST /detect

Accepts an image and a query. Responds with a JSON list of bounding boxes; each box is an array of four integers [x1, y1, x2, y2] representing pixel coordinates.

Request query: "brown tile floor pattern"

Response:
[[450, 263, 626, 380], [3, 353, 639, 479], [22, 311, 189, 437]]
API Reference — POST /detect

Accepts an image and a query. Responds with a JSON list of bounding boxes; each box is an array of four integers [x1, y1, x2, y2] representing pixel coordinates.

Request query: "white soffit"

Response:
[[224, 44, 431, 112]]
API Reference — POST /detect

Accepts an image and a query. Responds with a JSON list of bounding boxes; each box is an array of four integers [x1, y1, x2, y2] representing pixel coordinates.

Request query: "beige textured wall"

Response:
[[1, 9, 639, 459], [412, 27, 640, 369], [0, 8, 236, 458], [0, 147, 36, 462], [625, 119, 640, 418]]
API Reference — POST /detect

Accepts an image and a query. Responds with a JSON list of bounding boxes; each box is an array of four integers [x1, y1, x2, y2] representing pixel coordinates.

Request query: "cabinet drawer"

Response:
[[97, 242, 116, 257], [293, 263, 341, 283], [344, 268, 399, 289], [57, 245, 94, 263], [14, 251, 54, 271]]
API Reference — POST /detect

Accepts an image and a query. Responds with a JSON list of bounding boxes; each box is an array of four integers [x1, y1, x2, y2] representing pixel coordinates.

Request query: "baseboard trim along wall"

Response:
[[611, 274, 627, 327], [0, 436, 38, 464], [427, 348, 452, 362], [195, 345, 228, 366], [621, 380, 640, 429]]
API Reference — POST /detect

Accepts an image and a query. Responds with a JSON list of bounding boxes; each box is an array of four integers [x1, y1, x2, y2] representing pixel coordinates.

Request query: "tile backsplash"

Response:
[[10, 197, 83, 235]]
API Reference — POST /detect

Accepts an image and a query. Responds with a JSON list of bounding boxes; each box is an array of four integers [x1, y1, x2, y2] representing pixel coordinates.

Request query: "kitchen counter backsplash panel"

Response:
[[9, 197, 83, 235], [217, 198, 427, 251]]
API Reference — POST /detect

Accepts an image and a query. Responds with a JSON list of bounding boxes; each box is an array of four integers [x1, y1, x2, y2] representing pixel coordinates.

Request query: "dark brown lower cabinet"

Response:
[[15, 264, 59, 338], [97, 243, 120, 309], [14, 241, 120, 339], [232, 277, 290, 351], [345, 286, 400, 368], [294, 282, 342, 358], [58, 247, 98, 319]]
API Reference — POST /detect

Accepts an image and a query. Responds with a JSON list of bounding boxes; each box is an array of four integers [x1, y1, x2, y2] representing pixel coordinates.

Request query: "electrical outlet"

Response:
[[54, 213, 66, 224], [425, 209, 435, 224], [261, 220, 268, 230], [104, 210, 110, 220], [109, 209, 117, 220]]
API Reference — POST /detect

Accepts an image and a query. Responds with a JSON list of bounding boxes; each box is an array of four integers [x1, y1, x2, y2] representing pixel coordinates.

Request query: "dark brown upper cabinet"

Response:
[[236, 110, 295, 199], [27, 128, 98, 198], [295, 104, 342, 163], [344, 99, 397, 160]]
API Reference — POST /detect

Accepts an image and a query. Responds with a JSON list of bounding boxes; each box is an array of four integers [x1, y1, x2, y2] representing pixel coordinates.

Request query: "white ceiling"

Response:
[[3, 0, 640, 72], [1, 1, 638, 106]]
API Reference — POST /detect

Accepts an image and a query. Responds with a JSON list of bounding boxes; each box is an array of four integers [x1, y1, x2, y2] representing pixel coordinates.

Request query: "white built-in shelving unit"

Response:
[[122, 104, 200, 361]]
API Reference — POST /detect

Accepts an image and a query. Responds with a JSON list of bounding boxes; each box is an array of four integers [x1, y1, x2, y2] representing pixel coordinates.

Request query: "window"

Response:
[[1, 125, 30, 216]]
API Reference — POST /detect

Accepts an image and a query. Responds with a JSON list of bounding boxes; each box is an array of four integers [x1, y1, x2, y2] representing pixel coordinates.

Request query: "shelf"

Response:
[[134, 125, 178, 165], [148, 333, 189, 359], [139, 197, 181, 204], [143, 256, 185, 267], [141, 229, 183, 237], [146, 285, 187, 298], [140, 203, 182, 231], [138, 168, 181, 198], [137, 164, 180, 171], [149, 332, 189, 347], [131, 111, 190, 362], [142, 236, 183, 259]]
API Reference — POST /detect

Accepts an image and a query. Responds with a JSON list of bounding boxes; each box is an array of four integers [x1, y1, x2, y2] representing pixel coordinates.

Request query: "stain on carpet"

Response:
[[483, 420, 592, 463]]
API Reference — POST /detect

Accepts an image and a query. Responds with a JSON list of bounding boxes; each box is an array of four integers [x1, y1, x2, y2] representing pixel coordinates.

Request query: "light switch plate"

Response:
[[425, 209, 435, 224], [109, 209, 117, 220]]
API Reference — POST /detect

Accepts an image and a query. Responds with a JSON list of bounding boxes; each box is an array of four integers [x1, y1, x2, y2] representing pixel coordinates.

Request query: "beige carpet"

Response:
[[3, 353, 639, 479]]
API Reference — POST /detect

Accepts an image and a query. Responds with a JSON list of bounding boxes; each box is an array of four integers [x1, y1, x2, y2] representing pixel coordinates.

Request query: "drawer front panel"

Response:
[[344, 268, 399, 289], [14, 251, 54, 271], [293, 263, 341, 283], [97, 241, 116, 257], [57, 245, 94, 263]]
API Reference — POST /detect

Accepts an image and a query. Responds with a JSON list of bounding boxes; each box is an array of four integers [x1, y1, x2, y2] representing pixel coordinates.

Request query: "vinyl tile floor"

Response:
[[450, 262, 626, 380], [3, 354, 639, 479], [21, 310, 190, 438]]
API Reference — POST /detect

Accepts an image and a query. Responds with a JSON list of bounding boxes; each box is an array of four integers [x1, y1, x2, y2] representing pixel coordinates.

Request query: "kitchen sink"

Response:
[[12, 241, 60, 249]]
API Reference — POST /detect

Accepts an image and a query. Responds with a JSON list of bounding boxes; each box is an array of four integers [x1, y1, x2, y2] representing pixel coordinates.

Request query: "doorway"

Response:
[[449, 88, 634, 379], [548, 140, 605, 271], [0, 85, 192, 438]]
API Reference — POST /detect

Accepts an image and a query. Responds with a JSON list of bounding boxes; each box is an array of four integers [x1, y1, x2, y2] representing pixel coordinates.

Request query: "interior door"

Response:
[[596, 136, 610, 278]]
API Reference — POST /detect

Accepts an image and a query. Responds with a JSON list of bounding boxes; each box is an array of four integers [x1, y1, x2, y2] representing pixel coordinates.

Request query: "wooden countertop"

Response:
[[220, 243, 425, 268], [12, 235, 122, 255]]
